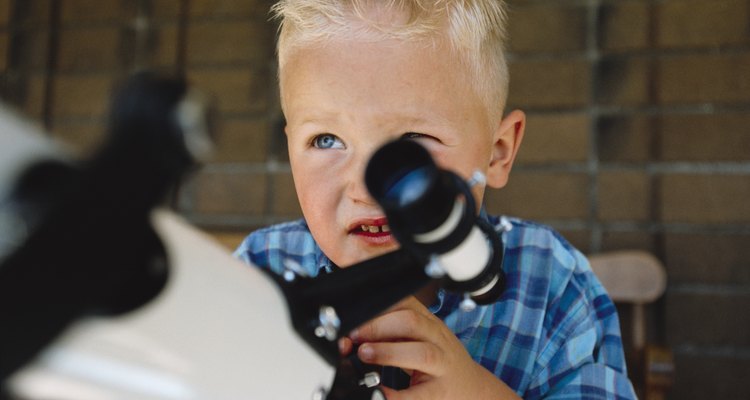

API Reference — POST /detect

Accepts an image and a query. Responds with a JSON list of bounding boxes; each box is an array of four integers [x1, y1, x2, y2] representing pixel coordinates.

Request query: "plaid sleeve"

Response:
[[233, 219, 326, 277], [525, 249, 636, 399]]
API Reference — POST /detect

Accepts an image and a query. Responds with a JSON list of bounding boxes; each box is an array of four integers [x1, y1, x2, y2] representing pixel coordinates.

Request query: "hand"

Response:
[[343, 296, 521, 400]]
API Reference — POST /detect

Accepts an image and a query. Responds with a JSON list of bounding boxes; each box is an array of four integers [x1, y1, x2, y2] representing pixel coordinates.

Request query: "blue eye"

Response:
[[312, 134, 344, 149]]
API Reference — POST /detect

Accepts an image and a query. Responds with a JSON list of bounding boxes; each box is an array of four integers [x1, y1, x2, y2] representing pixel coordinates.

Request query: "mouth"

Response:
[[348, 218, 392, 238]]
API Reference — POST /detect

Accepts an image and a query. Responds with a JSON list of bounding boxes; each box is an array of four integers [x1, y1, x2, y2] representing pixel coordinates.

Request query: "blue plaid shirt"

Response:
[[234, 215, 636, 399]]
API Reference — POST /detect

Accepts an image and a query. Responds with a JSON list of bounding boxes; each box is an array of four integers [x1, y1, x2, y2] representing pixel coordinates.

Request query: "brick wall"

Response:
[[1, 0, 748, 398], [495, 1, 750, 398]]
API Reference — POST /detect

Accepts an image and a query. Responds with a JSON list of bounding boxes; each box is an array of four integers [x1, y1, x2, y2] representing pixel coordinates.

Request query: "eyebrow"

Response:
[[288, 109, 340, 127], [293, 109, 450, 127]]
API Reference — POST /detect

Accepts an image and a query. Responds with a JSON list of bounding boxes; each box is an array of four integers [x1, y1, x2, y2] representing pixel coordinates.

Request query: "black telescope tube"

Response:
[[0, 71, 200, 383], [365, 140, 450, 236], [365, 139, 475, 254], [364, 139, 505, 302]]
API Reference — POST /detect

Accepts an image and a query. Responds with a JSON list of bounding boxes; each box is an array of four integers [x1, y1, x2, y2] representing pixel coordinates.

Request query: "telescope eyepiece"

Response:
[[365, 140, 467, 245], [365, 139, 505, 305]]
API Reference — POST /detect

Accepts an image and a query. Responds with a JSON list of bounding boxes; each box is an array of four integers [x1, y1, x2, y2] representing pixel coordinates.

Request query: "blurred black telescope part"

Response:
[[365, 139, 505, 305]]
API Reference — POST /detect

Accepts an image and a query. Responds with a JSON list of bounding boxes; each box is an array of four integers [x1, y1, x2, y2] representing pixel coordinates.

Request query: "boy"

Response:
[[235, 1, 636, 398]]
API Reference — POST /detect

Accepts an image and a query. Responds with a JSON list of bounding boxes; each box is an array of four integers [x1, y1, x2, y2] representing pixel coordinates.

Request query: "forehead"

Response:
[[277, 2, 452, 91], [279, 37, 485, 124]]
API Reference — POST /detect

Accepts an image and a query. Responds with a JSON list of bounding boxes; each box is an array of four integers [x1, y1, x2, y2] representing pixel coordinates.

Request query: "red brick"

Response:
[[516, 112, 589, 164], [267, 115, 289, 161], [0, 77, 22, 110], [186, 20, 272, 66], [659, 174, 750, 224], [508, 59, 591, 109], [0, 0, 10, 27], [147, 23, 180, 68], [13, 28, 51, 71], [597, 116, 653, 163], [664, 233, 750, 285], [0, 32, 8, 71], [598, 171, 651, 221], [557, 229, 591, 254], [61, 0, 135, 23], [207, 230, 249, 251], [666, 291, 750, 347], [51, 74, 115, 118], [58, 27, 122, 72], [658, 53, 750, 104], [658, 113, 750, 161], [600, 231, 657, 254], [212, 118, 269, 163], [599, 1, 651, 52], [151, 0, 181, 19], [597, 56, 654, 106], [11, 0, 51, 26], [507, 5, 587, 53], [188, 67, 270, 114], [671, 353, 750, 400], [657, 0, 750, 48], [19, 73, 47, 119], [270, 171, 302, 217], [484, 171, 590, 220], [189, 169, 268, 215], [188, 0, 270, 18]]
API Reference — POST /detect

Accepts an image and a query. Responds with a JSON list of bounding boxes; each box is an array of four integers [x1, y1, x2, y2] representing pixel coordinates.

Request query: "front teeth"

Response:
[[360, 224, 390, 233]]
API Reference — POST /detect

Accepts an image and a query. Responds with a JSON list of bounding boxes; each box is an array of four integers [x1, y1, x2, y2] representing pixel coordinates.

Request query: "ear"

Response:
[[486, 109, 526, 189]]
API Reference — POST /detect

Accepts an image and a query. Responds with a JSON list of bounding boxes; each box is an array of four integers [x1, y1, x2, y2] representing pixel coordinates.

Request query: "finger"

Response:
[[379, 385, 399, 400], [338, 337, 353, 355], [358, 341, 444, 376], [351, 308, 439, 344]]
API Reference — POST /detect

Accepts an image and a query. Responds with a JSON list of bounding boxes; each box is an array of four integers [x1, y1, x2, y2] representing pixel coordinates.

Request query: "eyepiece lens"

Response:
[[384, 167, 431, 207]]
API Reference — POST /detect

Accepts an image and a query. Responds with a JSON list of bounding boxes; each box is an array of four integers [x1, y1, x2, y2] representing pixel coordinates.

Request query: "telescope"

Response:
[[0, 72, 505, 399]]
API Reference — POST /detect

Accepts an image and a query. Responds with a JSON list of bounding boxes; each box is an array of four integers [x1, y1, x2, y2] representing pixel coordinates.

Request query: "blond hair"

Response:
[[271, 0, 510, 119]]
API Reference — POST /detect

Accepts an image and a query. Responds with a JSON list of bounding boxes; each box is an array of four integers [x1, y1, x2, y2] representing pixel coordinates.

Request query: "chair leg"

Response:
[[643, 345, 675, 400]]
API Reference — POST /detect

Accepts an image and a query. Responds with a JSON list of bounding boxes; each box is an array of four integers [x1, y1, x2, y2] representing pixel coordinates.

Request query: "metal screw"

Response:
[[460, 293, 477, 312], [314, 326, 325, 338], [358, 371, 381, 388], [499, 216, 513, 232], [467, 170, 486, 188], [283, 270, 296, 282], [283, 258, 309, 281], [315, 305, 341, 341], [424, 255, 445, 278], [311, 387, 327, 400]]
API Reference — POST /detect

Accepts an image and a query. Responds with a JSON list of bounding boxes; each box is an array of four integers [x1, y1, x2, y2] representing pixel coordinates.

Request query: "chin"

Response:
[[349, 248, 399, 268]]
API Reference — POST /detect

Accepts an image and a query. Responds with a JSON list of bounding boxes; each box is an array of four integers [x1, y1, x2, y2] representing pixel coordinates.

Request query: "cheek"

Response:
[[292, 164, 341, 225], [291, 161, 318, 211], [432, 148, 489, 180], [295, 174, 325, 213], [430, 147, 491, 208]]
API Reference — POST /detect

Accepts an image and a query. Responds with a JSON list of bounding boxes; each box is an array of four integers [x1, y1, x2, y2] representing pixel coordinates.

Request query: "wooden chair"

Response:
[[589, 251, 675, 400]]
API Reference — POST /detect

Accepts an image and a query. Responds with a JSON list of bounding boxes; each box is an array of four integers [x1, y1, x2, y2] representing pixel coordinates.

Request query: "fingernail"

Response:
[[350, 329, 360, 342], [359, 344, 374, 361]]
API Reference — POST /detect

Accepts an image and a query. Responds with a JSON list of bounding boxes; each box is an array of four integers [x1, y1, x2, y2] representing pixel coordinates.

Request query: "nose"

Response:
[[344, 146, 378, 206]]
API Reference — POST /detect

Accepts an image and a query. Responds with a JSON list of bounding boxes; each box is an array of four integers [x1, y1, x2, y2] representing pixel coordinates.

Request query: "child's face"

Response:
[[281, 36, 503, 267]]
